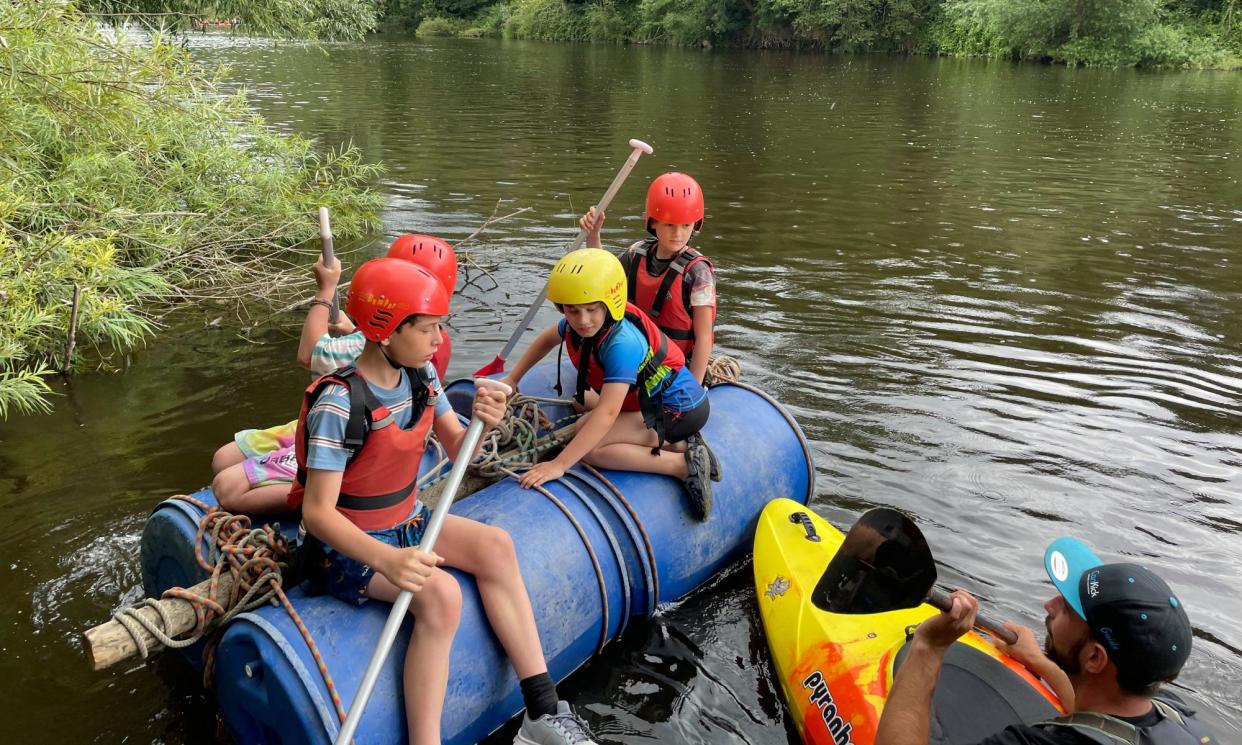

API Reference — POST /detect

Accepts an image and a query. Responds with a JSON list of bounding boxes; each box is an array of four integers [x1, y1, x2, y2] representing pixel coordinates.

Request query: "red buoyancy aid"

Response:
[[287, 366, 435, 531], [432, 329, 452, 381], [561, 302, 686, 413], [620, 239, 715, 357]]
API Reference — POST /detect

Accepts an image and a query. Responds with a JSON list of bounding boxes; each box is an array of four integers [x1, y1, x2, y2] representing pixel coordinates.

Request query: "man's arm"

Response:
[[875, 591, 979, 745]]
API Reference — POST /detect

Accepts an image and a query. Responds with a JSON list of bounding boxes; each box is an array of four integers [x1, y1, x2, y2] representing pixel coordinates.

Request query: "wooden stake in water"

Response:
[[333, 377, 513, 745]]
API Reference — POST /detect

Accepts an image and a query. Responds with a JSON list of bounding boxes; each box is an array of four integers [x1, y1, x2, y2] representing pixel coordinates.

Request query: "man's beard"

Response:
[[1045, 617, 1088, 676]]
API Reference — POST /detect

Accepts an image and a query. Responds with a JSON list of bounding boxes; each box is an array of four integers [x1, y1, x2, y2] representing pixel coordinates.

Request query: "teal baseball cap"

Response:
[[1044, 536, 1103, 618], [1044, 537, 1193, 686]]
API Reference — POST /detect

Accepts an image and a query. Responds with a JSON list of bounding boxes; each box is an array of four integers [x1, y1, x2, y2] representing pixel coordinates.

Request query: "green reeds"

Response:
[[0, 1, 384, 417]]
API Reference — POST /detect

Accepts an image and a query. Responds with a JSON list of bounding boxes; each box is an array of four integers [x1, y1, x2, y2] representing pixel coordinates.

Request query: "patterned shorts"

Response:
[[233, 420, 298, 459], [241, 445, 298, 488], [318, 504, 431, 606]]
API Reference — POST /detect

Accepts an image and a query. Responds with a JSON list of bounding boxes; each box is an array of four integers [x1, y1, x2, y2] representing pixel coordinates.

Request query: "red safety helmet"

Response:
[[387, 234, 458, 295], [346, 258, 449, 343], [644, 172, 705, 235]]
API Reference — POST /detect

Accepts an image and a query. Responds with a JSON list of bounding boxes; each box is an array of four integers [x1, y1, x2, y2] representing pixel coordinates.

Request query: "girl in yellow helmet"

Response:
[[501, 248, 719, 519]]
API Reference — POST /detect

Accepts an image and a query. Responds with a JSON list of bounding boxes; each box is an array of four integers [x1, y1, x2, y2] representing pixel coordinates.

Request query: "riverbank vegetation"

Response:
[[0, 1, 383, 417], [397, 0, 1241, 68]]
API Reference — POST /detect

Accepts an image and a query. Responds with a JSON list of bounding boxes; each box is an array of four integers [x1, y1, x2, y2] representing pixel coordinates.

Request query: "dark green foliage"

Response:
[[80, 0, 378, 39], [377, 0, 1241, 65], [1, 1, 383, 417]]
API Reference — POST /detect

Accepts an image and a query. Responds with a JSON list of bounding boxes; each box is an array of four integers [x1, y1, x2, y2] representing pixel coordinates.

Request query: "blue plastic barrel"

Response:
[[139, 448, 451, 670], [210, 371, 814, 745]]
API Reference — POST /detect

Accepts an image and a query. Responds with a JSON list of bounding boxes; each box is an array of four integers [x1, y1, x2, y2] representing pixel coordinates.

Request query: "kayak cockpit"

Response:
[[893, 639, 1059, 743]]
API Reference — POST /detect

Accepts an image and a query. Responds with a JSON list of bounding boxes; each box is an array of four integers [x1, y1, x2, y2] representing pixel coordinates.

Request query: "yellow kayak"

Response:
[[753, 498, 1065, 745]]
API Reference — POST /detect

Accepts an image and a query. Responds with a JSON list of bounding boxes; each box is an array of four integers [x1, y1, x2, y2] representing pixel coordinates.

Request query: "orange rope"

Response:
[[166, 496, 349, 725]]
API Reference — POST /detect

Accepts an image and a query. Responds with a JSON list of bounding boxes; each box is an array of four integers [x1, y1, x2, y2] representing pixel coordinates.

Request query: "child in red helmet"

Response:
[[294, 258, 595, 745], [209, 235, 458, 515], [580, 171, 717, 383]]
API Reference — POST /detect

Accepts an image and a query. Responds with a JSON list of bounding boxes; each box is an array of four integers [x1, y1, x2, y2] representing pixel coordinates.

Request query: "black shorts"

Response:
[[661, 397, 710, 444]]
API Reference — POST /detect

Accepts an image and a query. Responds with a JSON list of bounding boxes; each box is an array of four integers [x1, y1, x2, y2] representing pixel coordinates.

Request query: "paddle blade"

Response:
[[812, 507, 938, 615], [473, 355, 506, 377]]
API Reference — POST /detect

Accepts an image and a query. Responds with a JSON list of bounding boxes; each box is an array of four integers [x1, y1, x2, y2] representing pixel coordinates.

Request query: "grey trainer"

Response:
[[513, 701, 596, 745]]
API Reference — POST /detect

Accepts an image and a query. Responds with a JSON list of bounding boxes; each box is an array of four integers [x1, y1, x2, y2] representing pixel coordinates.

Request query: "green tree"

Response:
[[944, 0, 1160, 58], [0, 1, 383, 417], [79, 0, 378, 39]]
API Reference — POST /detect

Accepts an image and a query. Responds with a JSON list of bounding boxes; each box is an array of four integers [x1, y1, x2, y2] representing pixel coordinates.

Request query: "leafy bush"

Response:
[[463, 2, 513, 36], [0, 1, 384, 417], [506, 0, 589, 40], [417, 15, 470, 34]]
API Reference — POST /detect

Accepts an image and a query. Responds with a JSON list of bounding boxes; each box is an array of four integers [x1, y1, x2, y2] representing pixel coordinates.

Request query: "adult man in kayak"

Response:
[[876, 537, 1214, 745]]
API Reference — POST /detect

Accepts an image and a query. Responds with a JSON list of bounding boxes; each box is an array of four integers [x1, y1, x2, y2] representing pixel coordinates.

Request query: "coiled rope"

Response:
[[417, 393, 580, 485], [704, 355, 742, 387], [111, 495, 350, 725]]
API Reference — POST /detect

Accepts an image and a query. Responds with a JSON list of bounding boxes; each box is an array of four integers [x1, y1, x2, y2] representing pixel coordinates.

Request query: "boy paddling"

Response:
[[292, 257, 595, 745], [580, 171, 717, 383]]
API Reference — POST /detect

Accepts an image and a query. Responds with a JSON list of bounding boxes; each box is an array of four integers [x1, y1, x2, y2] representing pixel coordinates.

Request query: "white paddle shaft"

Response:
[[495, 138, 653, 362], [333, 378, 512, 745]]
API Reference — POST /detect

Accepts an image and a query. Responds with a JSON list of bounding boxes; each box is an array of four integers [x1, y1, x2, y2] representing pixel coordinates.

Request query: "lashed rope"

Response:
[[704, 355, 742, 387], [110, 495, 350, 726]]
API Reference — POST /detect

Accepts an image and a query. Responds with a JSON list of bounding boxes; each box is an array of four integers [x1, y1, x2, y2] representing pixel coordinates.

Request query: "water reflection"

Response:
[[0, 34, 1239, 743]]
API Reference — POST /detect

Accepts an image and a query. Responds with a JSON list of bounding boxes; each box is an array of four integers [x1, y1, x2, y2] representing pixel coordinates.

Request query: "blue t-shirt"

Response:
[[557, 318, 706, 413], [303, 364, 451, 473]]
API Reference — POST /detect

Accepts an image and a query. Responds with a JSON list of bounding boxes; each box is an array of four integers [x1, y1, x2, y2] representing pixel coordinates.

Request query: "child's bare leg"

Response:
[[366, 569, 462, 745], [435, 515, 546, 678], [580, 412, 689, 478], [212, 442, 245, 474], [211, 466, 291, 514]]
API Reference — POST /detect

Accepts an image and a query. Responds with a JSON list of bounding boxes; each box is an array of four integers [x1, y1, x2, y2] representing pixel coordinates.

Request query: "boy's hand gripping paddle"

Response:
[[818, 507, 1018, 644], [473, 138, 654, 377], [319, 207, 340, 324], [332, 377, 513, 745]]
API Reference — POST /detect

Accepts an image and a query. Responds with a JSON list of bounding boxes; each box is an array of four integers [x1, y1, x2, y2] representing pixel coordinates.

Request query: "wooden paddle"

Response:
[[473, 138, 654, 377], [319, 206, 340, 324], [818, 507, 1018, 644]]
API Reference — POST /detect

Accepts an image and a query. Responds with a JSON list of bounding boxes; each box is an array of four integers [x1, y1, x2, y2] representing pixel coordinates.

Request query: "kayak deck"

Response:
[[754, 498, 1064, 745]]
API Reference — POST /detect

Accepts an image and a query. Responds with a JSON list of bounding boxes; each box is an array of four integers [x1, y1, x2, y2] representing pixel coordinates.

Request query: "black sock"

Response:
[[519, 672, 558, 720]]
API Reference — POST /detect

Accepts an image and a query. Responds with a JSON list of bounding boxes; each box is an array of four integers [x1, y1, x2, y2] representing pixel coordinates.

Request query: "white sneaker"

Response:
[[512, 701, 597, 745]]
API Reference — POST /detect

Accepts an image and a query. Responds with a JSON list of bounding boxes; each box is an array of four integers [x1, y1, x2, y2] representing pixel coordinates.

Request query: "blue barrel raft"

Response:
[[139, 447, 452, 669], [207, 373, 813, 745]]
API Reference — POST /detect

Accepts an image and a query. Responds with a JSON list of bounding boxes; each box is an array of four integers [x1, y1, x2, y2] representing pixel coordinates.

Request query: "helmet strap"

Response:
[[379, 342, 403, 370]]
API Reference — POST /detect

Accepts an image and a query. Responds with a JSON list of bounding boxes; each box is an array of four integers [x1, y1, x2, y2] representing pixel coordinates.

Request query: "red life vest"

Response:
[[287, 366, 435, 531], [432, 328, 452, 381], [620, 239, 715, 357], [560, 303, 686, 413]]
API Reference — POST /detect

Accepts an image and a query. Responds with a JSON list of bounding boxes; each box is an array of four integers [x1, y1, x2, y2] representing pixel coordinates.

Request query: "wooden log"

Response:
[[83, 571, 235, 671]]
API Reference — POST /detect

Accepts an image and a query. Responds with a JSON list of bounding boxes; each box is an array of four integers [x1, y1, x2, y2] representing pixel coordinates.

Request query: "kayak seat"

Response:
[[893, 639, 1059, 744]]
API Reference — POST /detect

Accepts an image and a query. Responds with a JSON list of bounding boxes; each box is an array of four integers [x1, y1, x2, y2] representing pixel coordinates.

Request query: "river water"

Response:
[[1, 35, 1240, 743]]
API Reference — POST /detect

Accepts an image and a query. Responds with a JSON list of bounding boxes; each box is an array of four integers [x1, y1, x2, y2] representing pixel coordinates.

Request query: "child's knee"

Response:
[[212, 442, 243, 474], [479, 526, 517, 572], [212, 466, 248, 510], [413, 571, 462, 634]]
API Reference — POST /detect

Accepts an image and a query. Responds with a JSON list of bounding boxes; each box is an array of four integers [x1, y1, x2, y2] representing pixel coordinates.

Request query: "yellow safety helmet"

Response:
[[547, 248, 627, 321]]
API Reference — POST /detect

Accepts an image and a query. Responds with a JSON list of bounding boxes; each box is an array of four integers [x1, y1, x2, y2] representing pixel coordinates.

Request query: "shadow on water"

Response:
[[0, 33, 1240, 743]]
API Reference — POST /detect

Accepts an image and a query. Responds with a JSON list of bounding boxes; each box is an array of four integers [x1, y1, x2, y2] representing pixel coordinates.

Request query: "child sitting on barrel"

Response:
[[579, 171, 717, 383], [210, 235, 457, 515], [500, 248, 720, 519], [292, 257, 595, 745]]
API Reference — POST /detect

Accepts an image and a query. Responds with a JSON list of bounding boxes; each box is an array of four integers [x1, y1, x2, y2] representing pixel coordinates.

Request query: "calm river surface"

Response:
[[1, 35, 1240, 743]]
